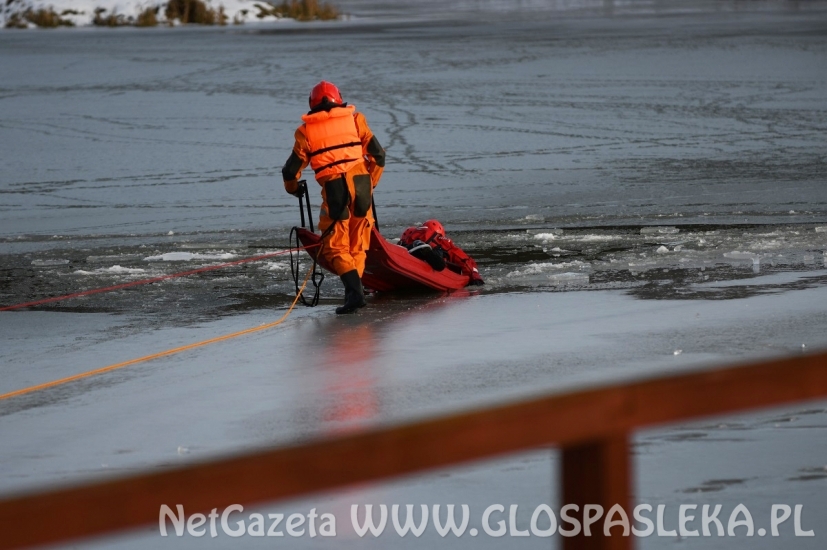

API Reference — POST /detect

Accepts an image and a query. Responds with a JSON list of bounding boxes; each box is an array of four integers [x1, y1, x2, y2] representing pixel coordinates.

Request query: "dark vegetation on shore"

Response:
[[259, 0, 338, 21], [5, 8, 77, 27]]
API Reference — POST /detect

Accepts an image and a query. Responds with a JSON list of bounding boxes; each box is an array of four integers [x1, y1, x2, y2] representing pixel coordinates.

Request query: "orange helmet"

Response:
[[422, 219, 445, 238], [309, 81, 343, 109]]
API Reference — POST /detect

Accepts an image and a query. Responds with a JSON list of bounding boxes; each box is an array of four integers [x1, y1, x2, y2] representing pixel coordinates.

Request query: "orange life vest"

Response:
[[301, 105, 364, 180]]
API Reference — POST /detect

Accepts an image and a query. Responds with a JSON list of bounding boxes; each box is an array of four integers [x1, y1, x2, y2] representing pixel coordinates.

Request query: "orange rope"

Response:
[[0, 269, 314, 402]]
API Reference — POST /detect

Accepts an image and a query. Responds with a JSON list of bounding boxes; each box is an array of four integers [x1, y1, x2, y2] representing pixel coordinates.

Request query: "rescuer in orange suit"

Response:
[[399, 220, 484, 286], [282, 81, 386, 314]]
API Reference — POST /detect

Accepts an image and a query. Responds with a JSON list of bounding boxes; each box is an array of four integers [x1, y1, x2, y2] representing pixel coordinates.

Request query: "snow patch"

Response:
[[533, 233, 557, 241]]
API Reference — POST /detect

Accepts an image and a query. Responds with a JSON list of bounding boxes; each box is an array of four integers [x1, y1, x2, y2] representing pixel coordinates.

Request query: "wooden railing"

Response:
[[1, 351, 826, 550]]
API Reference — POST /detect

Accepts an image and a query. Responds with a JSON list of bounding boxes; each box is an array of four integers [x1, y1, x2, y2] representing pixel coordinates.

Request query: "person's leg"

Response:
[[347, 170, 374, 277], [318, 216, 366, 314], [318, 177, 358, 276], [320, 222, 358, 275], [318, 170, 372, 314], [408, 240, 446, 271], [334, 216, 366, 314], [335, 171, 374, 314], [349, 212, 373, 277]]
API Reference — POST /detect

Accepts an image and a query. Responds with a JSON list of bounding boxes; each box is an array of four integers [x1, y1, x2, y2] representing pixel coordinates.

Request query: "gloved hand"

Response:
[[288, 180, 307, 198], [469, 269, 484, 286]]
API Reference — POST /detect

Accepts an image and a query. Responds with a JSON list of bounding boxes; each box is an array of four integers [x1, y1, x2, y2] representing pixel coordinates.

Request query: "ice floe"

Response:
[[73, 265, 147, 275], [144, 252, 235, 262], [31, 259, 70, 266], [641, 227, 680, 235]]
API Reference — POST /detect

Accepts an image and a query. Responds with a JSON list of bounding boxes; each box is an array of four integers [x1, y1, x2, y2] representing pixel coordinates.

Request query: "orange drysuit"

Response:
[[282, 105, 385, 276]]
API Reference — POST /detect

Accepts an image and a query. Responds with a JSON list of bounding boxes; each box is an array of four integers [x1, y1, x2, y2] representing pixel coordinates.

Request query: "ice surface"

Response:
[[692, 271, 811, 288], [73, 265, 146, 275], [1, 4, 827, 549], [259, 261, 289, 272], [143, 252, 236, 262], [85, 254, 142, 263], [545, 272, 589, 286], [30, 259, 70, 266], [723, 251, 758, 260], [641, 227, 680, 235], [506, 261, 589, 278], [2, 6, 826, 239], [533, 233, 557, 241], [2, 275, 827, 549]]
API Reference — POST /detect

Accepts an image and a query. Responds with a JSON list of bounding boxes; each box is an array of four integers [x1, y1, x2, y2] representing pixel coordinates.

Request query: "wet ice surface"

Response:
[[2, 2, 827, 549], [3, 283, 827, 549], [1, 5, 827, 239]]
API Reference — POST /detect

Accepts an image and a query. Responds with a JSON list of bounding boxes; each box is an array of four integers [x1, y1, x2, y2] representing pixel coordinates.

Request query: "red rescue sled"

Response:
[[295, 227, 470, 292]]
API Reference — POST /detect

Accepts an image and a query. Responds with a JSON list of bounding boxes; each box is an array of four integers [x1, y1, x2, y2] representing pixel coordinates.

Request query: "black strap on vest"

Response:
[[313, 157, 359, 174], [308, 141, 361, 158]]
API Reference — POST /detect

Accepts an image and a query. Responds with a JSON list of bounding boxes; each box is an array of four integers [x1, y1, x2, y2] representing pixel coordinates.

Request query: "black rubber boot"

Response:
[[335, 269, 366, 314]]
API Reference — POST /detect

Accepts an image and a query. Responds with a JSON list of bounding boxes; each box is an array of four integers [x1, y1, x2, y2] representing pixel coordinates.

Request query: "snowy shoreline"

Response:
[[0, 0, 340, 28], [6, 0, 825, 29]]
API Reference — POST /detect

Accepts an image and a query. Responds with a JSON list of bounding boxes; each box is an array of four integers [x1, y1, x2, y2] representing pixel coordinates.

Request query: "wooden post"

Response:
[[561, 433, 632, 550]]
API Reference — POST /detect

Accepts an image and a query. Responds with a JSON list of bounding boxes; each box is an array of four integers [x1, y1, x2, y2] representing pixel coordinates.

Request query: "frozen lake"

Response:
[[1, 2, 826, 240], [1, 1, 827, 548]]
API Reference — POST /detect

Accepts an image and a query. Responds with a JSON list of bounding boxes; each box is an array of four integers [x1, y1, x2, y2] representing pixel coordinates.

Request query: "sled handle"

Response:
[[296, 180, 314, 232]]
